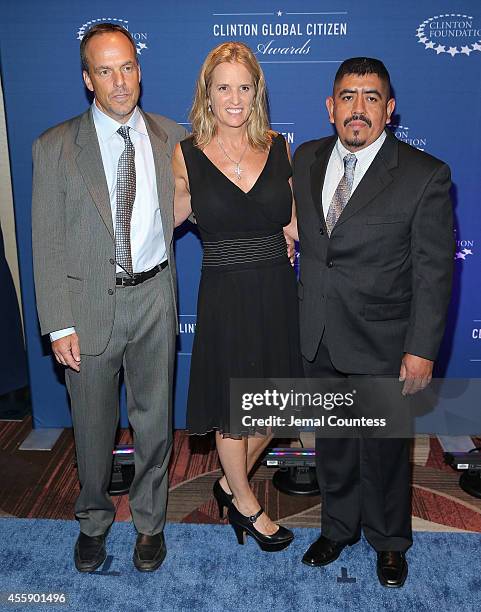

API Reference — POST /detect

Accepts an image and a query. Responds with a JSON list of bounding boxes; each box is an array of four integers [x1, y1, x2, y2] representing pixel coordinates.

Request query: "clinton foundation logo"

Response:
[[211, 8, 348, 63], [416, 13, 481, 57], [390, 125, 427, 152], [76, 18, 149, 55], [455, 237, 474, 262]]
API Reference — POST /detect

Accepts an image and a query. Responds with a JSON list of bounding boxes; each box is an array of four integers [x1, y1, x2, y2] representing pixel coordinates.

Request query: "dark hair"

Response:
[[80, 23, 137, 72], [334, 57, 391, 97]]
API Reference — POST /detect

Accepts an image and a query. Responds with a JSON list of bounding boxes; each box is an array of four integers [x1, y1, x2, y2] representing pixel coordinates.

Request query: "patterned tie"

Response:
[[115, 126, 136, 275], [325, 153, 357, 236]]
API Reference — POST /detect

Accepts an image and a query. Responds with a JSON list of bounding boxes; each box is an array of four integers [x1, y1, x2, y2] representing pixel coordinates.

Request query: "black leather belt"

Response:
[[116, 261, 168, 287]]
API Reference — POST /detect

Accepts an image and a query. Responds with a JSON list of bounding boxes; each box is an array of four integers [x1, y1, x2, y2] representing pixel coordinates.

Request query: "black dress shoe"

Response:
[[302, 534, 357, 567], [133, 532, 167, 572], [377, 551, 408, 588], [213, 478, 233, 518], [227, 504, 294, 552], [74, 532, 107, 573]]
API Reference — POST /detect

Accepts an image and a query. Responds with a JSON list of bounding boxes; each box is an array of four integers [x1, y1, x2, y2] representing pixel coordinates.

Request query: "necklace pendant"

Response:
[[234, 164, 242, 180]]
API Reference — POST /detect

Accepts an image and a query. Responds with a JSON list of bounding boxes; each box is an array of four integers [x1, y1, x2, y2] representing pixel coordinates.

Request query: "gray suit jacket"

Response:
[[293, 129, 455, 374], [32, 108, 188, 355]]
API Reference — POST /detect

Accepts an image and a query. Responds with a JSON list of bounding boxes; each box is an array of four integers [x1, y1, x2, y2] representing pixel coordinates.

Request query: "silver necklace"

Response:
[[216, 138, 249, 181]]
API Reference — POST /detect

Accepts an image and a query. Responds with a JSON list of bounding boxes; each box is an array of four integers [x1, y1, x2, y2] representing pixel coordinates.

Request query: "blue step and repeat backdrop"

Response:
[[0, 1, 480, 428]]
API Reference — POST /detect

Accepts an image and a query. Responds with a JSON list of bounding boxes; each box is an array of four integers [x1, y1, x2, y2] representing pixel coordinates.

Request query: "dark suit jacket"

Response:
[[293, 129, 454, 374], [32, 108, 188, 355]]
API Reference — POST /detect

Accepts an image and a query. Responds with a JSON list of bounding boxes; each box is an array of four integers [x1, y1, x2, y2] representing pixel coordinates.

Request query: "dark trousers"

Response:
[[303, 337, 412, 552]]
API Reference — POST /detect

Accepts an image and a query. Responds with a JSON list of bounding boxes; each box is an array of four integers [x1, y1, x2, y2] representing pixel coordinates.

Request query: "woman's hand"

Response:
[[283, 226, 297, 266]]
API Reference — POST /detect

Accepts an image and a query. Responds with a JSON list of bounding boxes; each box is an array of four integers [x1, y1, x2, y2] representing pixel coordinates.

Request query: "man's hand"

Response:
[[52, 333, 81, 372], [399, 353, 433, 395]]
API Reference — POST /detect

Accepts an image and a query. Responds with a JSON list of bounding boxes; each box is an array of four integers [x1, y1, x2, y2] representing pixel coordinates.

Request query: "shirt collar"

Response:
[[335, 130, 387, 168], [91, 101, 147, 141]]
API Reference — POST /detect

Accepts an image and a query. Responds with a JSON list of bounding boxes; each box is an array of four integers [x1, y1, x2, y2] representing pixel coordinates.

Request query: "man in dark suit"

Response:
[[32, 24, 187, 572], [293, 58, 454, 587]]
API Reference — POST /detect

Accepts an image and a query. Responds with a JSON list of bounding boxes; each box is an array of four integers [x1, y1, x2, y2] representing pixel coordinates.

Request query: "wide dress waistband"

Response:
[[202, 232, 287, 268]]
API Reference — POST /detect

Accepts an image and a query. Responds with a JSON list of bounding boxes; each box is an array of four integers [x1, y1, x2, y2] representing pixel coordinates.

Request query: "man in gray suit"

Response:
[[294, 58, 454, 587], [32, 23, 187, 572]]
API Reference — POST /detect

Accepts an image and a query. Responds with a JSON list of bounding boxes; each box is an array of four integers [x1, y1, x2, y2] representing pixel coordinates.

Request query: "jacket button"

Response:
[[108, 288, 114, 295], [319, 227, 324, 235], [327, 261, 333, 268], [109, 258, 115, 265]]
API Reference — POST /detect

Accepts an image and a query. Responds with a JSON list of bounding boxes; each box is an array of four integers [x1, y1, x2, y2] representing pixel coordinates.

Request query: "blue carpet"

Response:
[[0, 519, 480, 612]]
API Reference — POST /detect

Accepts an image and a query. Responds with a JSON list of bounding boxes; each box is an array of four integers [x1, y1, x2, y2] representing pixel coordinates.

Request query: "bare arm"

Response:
[[281, 140, 298, 265], [172, 142, 192, 227], [283, 139, 298, 242]]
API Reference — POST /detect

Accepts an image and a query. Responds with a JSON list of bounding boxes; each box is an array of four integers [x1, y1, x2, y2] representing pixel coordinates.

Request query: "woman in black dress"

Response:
[[173, 42, 300, 551]]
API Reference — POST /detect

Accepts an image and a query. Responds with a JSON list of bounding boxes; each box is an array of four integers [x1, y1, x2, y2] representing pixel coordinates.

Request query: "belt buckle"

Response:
[[119, 276, 136, 287]]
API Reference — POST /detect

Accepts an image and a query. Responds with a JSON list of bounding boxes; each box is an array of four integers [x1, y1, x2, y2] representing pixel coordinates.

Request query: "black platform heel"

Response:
[[213, 478, 233, 518], [227, 504, 294, 552]]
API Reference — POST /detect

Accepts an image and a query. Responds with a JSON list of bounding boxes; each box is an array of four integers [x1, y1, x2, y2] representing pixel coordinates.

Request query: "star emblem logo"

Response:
[[75, 18, 149, 56], [455, 248, 474, 261], [416, 14, 480, 58]]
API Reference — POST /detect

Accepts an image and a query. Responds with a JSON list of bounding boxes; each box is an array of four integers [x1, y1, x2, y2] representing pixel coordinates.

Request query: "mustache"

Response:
[[344, 114, 372, 128], [111, 86, 131, 94]]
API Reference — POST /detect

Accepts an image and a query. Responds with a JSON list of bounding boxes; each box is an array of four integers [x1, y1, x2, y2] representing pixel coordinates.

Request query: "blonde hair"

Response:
[[190, 41, 275, 150]]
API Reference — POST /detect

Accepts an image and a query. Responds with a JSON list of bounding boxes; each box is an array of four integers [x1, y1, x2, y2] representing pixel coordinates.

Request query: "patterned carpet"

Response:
[[1, 417, 480, 532]]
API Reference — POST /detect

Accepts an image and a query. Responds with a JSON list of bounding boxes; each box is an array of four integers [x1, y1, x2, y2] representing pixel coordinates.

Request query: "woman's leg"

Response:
[[216, 432, 278, 535], [219, 432, 274, 495], [247, 432, 274, 472]]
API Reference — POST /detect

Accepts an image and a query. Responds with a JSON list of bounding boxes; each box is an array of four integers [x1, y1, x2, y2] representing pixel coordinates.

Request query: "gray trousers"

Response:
[[66, 267, 175, 537]]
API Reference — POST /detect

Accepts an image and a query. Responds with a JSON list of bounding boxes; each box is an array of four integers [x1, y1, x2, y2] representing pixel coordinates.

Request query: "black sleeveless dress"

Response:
[[181, 134, 302, 436]]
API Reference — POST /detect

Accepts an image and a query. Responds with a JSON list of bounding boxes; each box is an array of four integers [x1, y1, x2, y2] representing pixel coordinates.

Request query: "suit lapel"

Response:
[[141, 111, 174, 244], [75, 109, 114, 239], [310, 136, 336, 230], [333, 129, 398, 230]]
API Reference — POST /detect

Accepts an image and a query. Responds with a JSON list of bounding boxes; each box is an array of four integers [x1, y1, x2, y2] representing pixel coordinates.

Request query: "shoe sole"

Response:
[[133, 546, 167, 572], [258, 536, 294, 552]]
